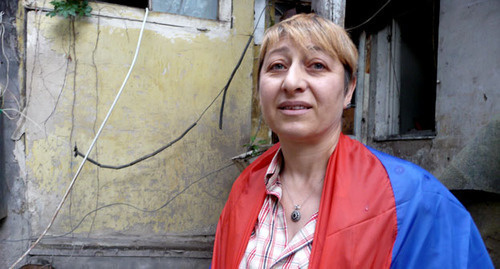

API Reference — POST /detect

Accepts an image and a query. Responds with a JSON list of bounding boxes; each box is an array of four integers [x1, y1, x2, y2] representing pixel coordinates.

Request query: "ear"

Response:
[[343, 76, 356, 109]]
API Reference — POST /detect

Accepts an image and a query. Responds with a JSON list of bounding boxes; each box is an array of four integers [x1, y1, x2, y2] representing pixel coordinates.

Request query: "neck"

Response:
[[279, 132, 342, 186]]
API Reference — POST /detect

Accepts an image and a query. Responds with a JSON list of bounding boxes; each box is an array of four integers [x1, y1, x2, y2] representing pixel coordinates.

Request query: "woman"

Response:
[[212, 14, 492, 268]]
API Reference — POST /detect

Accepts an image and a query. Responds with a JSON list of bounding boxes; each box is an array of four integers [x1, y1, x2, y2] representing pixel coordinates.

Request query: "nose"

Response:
[[281, 63, 307, 93]]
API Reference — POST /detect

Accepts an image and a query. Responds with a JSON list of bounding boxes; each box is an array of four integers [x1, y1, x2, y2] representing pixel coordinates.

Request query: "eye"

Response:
[[311, 62, 326, 70], [270, 63, 286, 70]]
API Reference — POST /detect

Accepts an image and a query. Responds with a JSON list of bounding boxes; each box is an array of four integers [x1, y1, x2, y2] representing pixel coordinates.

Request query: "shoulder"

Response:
[[359, 145, 470, 235], [367, 147, 463, 208], [365, 147, 493, 268], [339, 136, 461, 209]]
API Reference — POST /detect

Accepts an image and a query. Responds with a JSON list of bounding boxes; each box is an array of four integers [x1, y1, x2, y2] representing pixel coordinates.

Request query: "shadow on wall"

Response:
[[0, 116, 6, 219], [452, 190, 500, 268], [445, 113, 500, 268], [441, 114, 500, 193]]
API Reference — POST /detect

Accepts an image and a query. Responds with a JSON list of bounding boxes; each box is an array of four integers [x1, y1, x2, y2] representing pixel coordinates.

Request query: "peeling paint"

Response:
[[23, 0, 253, 239]]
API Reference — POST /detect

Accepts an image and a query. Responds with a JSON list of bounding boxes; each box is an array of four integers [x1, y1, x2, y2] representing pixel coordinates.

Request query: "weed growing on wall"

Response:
[[243, 136, 268, 157], [46, 0, 92, 18]]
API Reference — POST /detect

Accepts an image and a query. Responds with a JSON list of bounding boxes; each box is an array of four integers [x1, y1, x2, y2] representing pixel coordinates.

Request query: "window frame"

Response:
[[355, 22, 438, 142], [34, 0, 232, 32], [148, 0, 231, 22]]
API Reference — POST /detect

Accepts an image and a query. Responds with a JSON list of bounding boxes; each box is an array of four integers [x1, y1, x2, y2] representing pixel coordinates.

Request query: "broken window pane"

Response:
[[152, 0, 218, 20], [95, 0, 147, 9]]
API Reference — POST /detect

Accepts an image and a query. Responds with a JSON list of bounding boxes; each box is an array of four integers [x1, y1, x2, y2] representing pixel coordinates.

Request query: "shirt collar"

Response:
[[264, 147, 283, 196]]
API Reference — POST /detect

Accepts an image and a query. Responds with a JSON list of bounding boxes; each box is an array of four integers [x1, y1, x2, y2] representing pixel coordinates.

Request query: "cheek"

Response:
[[258, 88, 276, 125], [258, 79, 275, 106], [257, 87, 268, 115], [319, 79, 346, 105], [259, 89, 269, 101], [259, 91, 273, 117], [317, 92, 346, 116]]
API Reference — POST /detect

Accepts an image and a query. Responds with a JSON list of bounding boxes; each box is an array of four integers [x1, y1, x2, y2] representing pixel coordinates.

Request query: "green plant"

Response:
[[46, 0, 92, 18], [243, 136, 268, 157]]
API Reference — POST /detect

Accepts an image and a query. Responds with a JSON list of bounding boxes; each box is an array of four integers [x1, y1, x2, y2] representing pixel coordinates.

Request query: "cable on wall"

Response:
[[74, 4, 270, 169], [1, 161, 235, 243], [52, 162, 235, 238], [9, 8, 150, 269], [1, 10, 14, 109], [345, 0, 392, 32], [218, 4, 267, 129], [74, 122, 196, 169], [218, 35, 253, 129]]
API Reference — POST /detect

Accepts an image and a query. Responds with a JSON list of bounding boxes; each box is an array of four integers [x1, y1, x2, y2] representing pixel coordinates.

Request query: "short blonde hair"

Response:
[[258, 13, 358, 88]]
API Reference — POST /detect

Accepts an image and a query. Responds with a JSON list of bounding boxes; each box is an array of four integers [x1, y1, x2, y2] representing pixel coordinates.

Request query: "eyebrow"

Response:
[[307, 45, 323, 52], [266, 44, 325, 59], [267, 46, 290, 56]]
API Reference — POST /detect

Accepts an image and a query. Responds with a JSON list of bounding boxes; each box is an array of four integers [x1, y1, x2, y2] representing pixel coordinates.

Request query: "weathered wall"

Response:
[[367, 0, 499, 265], [0, 0, 31, 266], [368, 0, 500, 189], [432, 0, 499, 188], [434, 3, 500, 264], [1, 0, 255, 267]]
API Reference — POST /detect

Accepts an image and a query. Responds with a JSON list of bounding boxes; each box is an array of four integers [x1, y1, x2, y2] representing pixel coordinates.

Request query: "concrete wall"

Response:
[[1, 0, 31, 266], [367, 0, 499, 190], [433, 0, 499, 189], [367, 0, 499, 265], [2, 0, 498, 267], [1, 0, 254, 267], [434, 2, 499, 265]]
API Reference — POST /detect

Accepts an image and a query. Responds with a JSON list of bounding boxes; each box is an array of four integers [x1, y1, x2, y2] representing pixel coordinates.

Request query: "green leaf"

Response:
[[47, 0, 92, 19]]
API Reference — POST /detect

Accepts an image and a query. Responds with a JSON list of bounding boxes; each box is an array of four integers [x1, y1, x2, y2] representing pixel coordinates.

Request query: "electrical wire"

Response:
[[1, 11, 12, 107], [218, 35, 253, 129], [1, 107, 69, 147], [74, 122, 196, 169], [9, 8, 150, 269], [9, 4, 269, 265], [218, 4, 267, 129], [1, 11, 23, 115], [1, 10, 38, 129], [52, 162, 235, 238], [0, 161, 235, 243], [345, 0, 392, 32], [74, 4, 270, 169], [1, 108, 43, 131]]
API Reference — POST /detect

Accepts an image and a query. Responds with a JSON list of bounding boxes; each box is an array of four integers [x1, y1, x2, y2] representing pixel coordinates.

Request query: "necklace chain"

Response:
[[281, 176, 323, 222]]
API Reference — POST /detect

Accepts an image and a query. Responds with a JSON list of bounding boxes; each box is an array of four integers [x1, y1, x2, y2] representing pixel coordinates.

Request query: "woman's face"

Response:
[[259, 38, 355, 143]]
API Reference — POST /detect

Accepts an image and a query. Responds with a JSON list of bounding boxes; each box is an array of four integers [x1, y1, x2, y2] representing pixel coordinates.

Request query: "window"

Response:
[[346, 0, 439, 140], [254, 0, 312, 45], [95, 0, 227, 21], [96, 0, 146, 9], [152, 0, 218, 20]]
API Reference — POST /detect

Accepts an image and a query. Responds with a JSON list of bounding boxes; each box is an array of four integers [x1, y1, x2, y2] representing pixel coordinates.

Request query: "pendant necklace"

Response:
[[281, 177, 323, 222]]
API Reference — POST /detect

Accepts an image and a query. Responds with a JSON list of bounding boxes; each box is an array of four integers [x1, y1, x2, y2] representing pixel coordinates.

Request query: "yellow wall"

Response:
[[23, 0, 254, 240]]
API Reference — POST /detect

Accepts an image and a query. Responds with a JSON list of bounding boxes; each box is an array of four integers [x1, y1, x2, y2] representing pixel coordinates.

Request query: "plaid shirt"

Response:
[[239, 149, 318, 269]]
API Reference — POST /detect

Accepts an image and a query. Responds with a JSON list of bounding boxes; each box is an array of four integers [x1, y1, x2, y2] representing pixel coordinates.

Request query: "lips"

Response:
[[280, 105, 309, 110], [278, 101, 312, 110]]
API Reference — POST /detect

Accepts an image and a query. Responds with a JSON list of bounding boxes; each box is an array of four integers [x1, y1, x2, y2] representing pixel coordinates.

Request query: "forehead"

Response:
[[265, 38, 328, 58]]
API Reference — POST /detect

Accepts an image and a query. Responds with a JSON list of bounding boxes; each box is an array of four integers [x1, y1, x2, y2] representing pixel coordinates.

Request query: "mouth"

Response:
[[278, 102, 312, 110], [279, 105, 310, 110]]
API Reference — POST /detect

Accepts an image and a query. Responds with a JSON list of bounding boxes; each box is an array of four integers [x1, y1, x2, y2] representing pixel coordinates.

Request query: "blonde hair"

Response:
[[258, 13, 358, 88]]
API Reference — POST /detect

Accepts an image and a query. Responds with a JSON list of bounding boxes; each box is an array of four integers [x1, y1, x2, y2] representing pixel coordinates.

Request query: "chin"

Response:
[[274, 124, 341, 143], [274, 128, 317, 142]]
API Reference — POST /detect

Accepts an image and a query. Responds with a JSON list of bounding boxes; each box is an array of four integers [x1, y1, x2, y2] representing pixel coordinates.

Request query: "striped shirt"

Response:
[[239, 149, 318, 269]]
